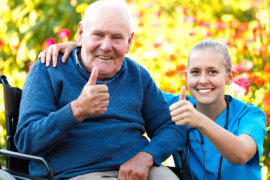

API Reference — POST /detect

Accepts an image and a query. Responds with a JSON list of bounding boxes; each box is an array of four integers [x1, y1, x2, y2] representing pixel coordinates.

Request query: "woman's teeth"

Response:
[[198, 89, 211, 93]]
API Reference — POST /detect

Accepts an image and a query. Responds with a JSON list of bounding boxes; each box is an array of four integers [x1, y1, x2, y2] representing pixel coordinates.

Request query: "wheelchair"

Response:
[[0, 74, 186, 180]]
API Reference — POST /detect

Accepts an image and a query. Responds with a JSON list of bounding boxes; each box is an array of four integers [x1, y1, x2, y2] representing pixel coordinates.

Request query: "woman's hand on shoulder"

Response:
[[38, 42, 79, 67]]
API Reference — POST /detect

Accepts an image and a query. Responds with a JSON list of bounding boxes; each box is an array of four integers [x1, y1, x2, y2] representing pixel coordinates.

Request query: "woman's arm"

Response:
[[197, 116, 257, 165], [169, 87, 258, 165], [38, 42, 79, 67]]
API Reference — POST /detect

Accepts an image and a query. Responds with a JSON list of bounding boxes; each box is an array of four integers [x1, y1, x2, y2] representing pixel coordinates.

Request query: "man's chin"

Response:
[[97, 71, 116, 81]]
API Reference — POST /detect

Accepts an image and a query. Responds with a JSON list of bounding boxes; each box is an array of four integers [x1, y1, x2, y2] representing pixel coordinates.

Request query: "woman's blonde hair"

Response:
[[187, 40, 232, 72]]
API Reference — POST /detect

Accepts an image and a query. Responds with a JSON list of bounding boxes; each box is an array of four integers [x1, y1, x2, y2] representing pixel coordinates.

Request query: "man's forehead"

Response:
[[90, 4, 128, 20], [87, 7, 130, 30]]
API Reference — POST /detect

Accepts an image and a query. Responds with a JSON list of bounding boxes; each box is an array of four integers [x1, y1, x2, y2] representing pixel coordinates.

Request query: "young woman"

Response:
[[39, 40, 266, 180], [165, 40, 266, 180]]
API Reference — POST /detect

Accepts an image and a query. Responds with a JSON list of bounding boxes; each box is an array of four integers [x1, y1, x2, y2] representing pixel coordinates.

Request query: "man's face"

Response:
[[77, 5, 133, 81]]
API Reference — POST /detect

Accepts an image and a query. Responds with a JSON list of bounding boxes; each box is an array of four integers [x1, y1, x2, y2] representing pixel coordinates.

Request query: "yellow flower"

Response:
[[76, 3, 88, 13]]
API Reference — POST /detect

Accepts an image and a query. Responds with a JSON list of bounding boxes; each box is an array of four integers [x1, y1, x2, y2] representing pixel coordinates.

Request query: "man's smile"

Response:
[[97, 55, 113, 60]]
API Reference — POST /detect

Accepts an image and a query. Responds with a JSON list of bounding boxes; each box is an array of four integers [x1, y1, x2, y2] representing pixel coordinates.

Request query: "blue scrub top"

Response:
[[163, 92, 267, 180]]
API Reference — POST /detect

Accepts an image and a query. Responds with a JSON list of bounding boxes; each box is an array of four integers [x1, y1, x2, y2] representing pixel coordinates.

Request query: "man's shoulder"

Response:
[[123, 57, 149, 75], [124, 57, 141, 67]]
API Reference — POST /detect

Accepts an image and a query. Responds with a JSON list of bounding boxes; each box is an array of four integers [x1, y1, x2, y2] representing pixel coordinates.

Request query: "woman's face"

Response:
[[186, 49, 233, 106]]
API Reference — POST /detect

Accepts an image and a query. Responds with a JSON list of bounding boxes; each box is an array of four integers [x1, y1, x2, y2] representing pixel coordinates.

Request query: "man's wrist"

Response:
[[138, 151, 154, 167], [70, 100, 85, 122]]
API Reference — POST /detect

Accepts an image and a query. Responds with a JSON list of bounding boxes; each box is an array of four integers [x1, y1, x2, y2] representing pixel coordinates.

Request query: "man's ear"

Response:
[[76, 23, 84, 46], [126, 32, 134, 53]]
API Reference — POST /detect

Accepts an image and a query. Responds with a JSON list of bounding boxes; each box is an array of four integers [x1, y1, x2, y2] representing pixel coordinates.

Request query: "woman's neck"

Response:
[[196, 98, 227, 121]]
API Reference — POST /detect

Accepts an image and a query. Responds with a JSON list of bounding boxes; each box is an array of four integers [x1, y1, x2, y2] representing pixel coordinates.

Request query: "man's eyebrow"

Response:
[[92, 30, 104, 34], [112, 33, 124, 36]]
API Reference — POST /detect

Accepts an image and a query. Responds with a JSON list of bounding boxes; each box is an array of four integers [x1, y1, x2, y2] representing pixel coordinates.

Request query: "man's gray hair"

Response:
[[187, 40, 232, 72], [80, 0, 134, 36]]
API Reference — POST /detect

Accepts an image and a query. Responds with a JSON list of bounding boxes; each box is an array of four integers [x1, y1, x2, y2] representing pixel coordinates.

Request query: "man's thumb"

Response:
[[179, 86, 186, 101], [88, 67, 98, 85]]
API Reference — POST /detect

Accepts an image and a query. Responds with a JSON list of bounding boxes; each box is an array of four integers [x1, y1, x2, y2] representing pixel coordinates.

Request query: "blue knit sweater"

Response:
[[14, 47, 183, 179]]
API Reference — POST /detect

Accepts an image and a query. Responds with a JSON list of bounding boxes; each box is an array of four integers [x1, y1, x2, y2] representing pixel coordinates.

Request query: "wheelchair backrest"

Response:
[[0, 75, 29, 173]]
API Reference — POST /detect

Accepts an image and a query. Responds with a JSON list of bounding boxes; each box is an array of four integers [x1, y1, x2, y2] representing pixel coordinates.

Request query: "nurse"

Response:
[[39, 40, 267, 180], [166, 40, 266, 180]]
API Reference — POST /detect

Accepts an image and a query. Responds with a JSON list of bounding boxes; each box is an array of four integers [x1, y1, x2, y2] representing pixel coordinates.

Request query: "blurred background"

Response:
[[0, 0, 269, 178]]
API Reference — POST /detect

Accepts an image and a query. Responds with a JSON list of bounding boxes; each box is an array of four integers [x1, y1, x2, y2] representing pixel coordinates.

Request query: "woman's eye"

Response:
[[209, 70, 217, 75], [191, 70, 199, 75]]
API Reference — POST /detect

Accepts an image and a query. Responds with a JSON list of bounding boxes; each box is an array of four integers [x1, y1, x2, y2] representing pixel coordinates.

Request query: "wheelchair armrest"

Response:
[[173, 151, 187, 180], [0, 149, 54, 180]]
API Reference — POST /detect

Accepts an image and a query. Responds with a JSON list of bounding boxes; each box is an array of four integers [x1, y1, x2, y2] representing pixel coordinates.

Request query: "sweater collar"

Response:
[[72, 46, 126, 85]]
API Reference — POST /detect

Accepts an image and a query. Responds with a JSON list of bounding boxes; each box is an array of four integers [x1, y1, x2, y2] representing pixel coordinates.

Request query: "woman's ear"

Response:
[[226, 70, 237, 85]]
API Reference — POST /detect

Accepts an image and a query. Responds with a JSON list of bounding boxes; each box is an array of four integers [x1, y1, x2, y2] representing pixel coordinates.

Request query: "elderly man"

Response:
[[15, 1, 183, 179]]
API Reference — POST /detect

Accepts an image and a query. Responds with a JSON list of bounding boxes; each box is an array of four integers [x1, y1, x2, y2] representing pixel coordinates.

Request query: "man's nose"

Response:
[[100, 37, 113, 52]]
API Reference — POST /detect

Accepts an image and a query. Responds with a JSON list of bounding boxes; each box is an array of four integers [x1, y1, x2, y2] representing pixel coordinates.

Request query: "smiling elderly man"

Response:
[[14, 1, 183, 179]]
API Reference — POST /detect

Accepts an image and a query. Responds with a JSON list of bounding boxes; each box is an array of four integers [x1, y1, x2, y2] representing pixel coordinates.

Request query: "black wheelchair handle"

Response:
[[0, 75, 9, 85]]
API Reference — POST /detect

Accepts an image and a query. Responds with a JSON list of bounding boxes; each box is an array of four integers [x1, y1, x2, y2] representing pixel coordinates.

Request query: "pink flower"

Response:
[[238, 22, 249, 32], [199, 21, 210, 28], [215, 19, 226, 30], [184, 16, 197, 24], [144, 2, 155, 9], [0, 39, 4, 48], [42, 38, 56, 50], [175, 6, 187, 14], [58, 29, 71, 40], [153, 10, 162, 18], [153, 42, 162, 48], [204, 31, 212, 38], [226, 41, 232, 47], [189, 29, 195, 36], [231, 77, 251, 95], [236, 60, 254, 72], [27, 61, 34, 72]]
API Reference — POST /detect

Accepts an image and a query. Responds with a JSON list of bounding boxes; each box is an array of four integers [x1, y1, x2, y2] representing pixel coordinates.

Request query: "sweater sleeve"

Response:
[[141, 77, 184, 165], [14, 61, 78, 156]]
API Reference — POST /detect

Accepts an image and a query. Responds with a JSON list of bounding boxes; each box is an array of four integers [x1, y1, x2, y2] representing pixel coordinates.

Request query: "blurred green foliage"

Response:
[[0, 0, 270, 178]]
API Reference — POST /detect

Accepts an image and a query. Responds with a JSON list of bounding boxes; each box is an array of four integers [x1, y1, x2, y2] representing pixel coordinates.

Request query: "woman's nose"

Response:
[[199, 74, 209, 84]]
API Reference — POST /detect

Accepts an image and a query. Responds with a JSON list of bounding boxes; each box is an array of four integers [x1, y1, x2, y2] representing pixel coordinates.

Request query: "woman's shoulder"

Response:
[[228, 95, 265, 113], [228, 95, 266, 122]]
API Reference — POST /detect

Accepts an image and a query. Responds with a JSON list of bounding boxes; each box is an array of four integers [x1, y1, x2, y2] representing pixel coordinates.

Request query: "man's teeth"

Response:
[[199, 89, 211, 93], [98, 55, 111, 60]]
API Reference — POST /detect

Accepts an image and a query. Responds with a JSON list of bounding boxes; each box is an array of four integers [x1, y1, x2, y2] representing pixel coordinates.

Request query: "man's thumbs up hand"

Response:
[[71, 67, 110, 122], [88, 67, 98, 86]]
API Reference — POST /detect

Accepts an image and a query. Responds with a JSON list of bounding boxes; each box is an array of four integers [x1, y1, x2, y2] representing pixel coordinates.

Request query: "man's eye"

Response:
[[113, 36, 122, 40], [94, 33, 103, 37]]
